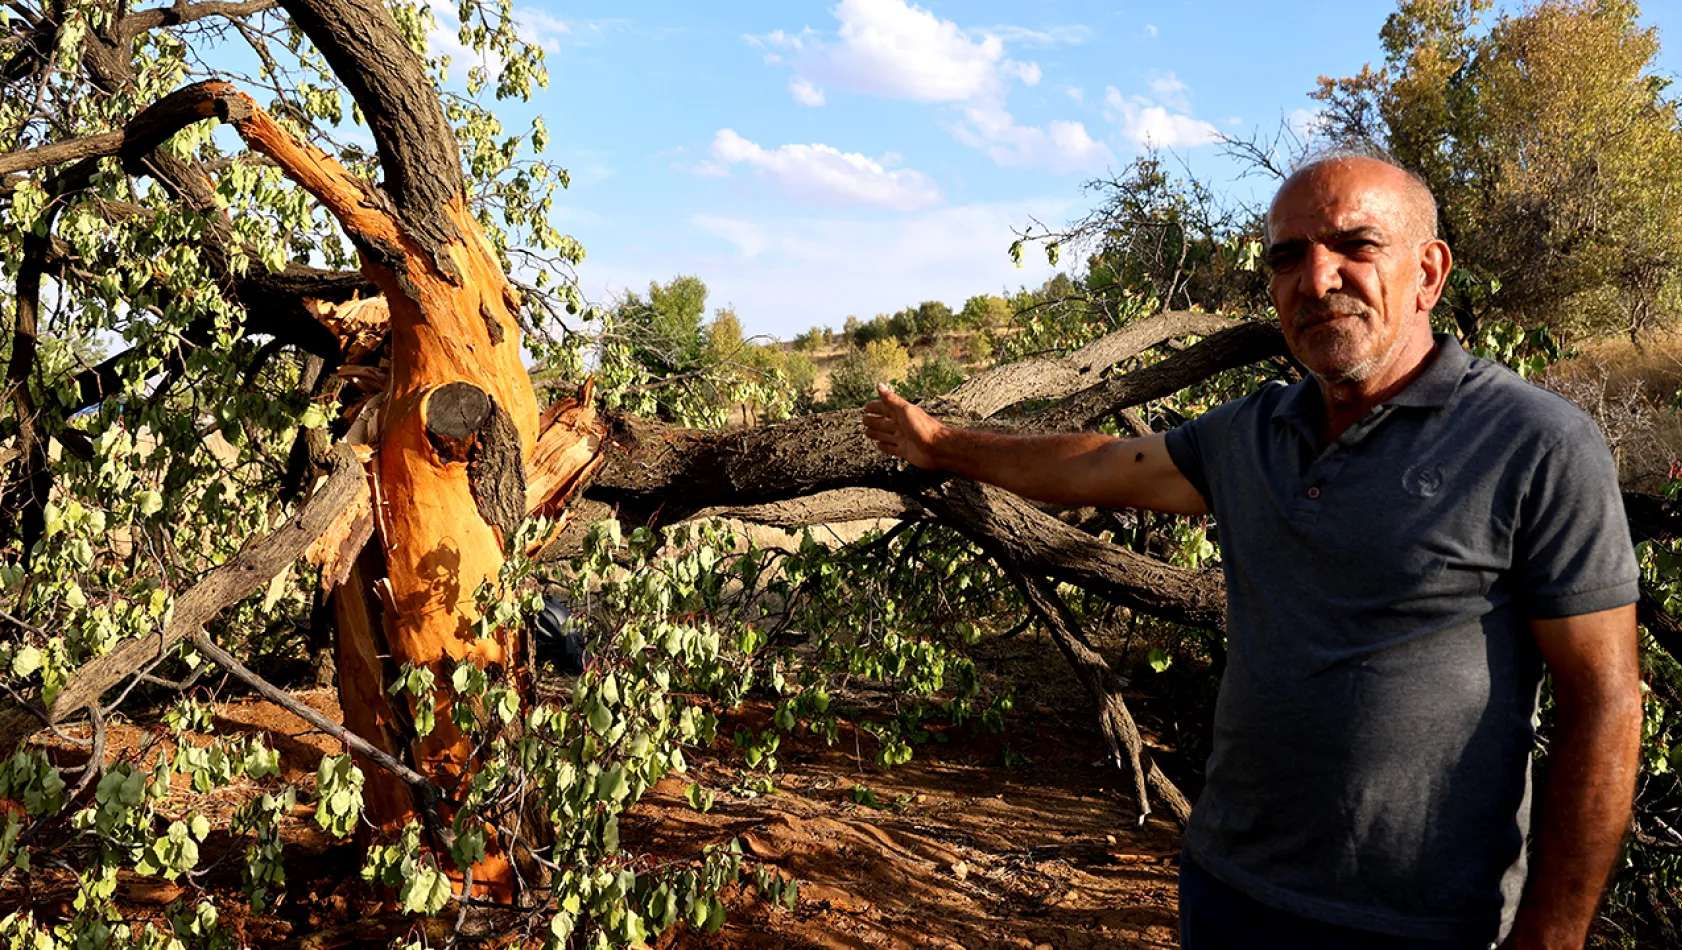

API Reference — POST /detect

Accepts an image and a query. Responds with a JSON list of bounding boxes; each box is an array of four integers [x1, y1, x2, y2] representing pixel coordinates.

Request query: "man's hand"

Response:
[[863, 384, 945, 470]]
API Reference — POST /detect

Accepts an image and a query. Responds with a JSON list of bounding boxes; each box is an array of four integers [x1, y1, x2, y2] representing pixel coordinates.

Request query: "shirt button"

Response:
[[1307, 486, 1321, 499]]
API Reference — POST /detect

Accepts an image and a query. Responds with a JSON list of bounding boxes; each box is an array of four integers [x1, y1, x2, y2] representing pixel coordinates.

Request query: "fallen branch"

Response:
[[1030, 320, 1289, 432], [1013, 571, 1193, 826], [934, 310, 1242, 419], [917, 477, 1226, 631], [187, 630, 444, 810]]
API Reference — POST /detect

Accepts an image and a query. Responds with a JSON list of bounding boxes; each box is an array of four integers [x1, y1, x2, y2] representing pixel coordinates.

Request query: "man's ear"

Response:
[[1417, 239, 1452, 313]]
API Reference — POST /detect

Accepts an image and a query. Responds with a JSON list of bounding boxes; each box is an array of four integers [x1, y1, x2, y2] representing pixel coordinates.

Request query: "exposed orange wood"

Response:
[[306, 295, 389, 364], [331, 544, 415, 834], [526, 385, 604, 518], [209, 84, 404, 250]]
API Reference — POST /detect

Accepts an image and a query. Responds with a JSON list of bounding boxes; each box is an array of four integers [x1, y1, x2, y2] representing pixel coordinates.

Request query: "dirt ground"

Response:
[[6, 653, 1186, 949], [640, 701, 1182, 950]]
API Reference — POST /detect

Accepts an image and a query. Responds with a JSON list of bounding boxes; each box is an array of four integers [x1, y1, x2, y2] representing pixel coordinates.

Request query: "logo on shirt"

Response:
[[1403, 463, 1444, 498]]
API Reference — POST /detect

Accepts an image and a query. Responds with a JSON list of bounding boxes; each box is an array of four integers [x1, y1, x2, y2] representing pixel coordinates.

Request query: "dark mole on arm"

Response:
[[1135, 452, 1145, 463]]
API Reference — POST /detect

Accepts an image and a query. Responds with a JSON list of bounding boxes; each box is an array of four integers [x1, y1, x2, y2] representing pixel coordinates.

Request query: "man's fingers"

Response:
[[868, 436, 902, 457], [863, 415, 898, 436], [875, 383, 908, 408]]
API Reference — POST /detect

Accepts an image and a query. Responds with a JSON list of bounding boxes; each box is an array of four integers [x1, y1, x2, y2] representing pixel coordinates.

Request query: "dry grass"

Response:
[[1543, 328, 1682, 491]]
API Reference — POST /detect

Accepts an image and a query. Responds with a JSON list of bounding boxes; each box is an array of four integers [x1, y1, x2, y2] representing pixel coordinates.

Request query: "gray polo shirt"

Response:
[[1164, 333, 1638, 943]]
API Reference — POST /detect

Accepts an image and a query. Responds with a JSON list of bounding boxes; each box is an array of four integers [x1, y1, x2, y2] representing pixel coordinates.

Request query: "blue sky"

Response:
[[431, 0, 1682, 340]]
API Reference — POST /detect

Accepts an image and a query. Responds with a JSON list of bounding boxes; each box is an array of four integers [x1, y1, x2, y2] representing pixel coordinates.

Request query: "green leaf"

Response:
[[587, 699, 612, 735], [597, 765, 629, 804], [10, 647, 41, 678]]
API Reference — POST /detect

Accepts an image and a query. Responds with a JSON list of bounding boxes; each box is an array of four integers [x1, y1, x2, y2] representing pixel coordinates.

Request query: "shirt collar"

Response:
[[1271, 332, 1470, 431], [1381, 333, 1470, 409]]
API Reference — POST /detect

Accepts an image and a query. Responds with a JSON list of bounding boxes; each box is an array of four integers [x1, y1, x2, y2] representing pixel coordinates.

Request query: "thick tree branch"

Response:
[[51, 257, 373, 418], [934, 310, 1243, 419], [691, 488, 927, 529], [918, 477, 1226, 631], [1030, 320, 1290, 432], [277, 0, 466, 275], [119, 0, 280, 34], [1014, 571, 1193, 825], [2, 154, 103, 554], [589, 321, 1289, 517], [0, 130, 123, 176]]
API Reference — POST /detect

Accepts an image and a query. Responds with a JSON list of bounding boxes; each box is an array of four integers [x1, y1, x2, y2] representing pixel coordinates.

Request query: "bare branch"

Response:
[[119, 0, 280, 34], [0, 130, 123, 176]]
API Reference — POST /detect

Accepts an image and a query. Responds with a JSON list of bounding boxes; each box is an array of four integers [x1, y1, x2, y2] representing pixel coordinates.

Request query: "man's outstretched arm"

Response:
[[1505, 604, 1642, 950], [862, 384, 1208, 515]]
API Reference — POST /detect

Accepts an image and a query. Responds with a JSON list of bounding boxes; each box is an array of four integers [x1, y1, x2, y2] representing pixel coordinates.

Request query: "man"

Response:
[[862, 151, 1642, 950]]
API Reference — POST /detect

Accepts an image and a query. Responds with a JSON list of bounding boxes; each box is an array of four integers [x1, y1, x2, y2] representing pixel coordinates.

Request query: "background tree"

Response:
[[1315, 0, 1682, 338], [959, 294, 1013, 331], [1013, 156, 1269, 323]]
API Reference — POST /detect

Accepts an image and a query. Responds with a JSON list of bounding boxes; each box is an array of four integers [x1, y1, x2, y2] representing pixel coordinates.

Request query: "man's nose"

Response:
[[1300, 244, 1343, 298]]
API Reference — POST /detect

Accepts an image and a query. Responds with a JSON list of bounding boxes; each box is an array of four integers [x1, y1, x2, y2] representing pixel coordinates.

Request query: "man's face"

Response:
[[1265, 160, 1434, 384]]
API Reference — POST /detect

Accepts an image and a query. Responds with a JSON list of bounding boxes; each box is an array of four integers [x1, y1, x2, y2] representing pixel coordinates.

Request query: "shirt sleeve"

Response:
[[1514, 417, 1640, 619], [1163, 395, 1249, 510]]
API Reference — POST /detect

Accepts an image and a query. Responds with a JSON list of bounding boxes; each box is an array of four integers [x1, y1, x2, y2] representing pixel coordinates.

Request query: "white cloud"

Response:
[[1147, 72, 1192, 113], [804, 0, 1009, 102], [985, 24, 1092, 46], [952, 103, 1113, 173], [687, 160, 731, 178], [1144, 24, 1159, 38], [705, 129, 941, 210], [752, 1, 1098, 172], [775, 0, 1045, 103], [744, 28, 811, 50], [1288, 107, 1328, 142], [512, 9, 572, 51], [1065, 85, 1084, 104], [1104, 87, 1222, 149], [789, 77, 827, 106]]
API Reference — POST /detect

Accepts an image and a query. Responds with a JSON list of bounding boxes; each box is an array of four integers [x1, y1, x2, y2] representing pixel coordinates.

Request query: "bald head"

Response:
[[1267, 154, 1439, 247]]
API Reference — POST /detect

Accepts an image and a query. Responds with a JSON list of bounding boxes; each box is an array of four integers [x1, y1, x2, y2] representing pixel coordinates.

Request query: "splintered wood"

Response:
[[526, 378, 604, 524]]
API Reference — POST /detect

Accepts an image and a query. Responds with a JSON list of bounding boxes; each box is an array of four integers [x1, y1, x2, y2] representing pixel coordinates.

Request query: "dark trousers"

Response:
[[1178, 851, 1496, 950]]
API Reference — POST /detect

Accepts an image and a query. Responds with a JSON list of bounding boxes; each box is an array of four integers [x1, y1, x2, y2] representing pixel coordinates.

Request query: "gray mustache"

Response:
[[1295, 296, 1370, 325]]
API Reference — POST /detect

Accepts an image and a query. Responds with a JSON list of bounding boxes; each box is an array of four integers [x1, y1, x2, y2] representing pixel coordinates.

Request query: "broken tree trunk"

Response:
[[73, 4, 607, 895]]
